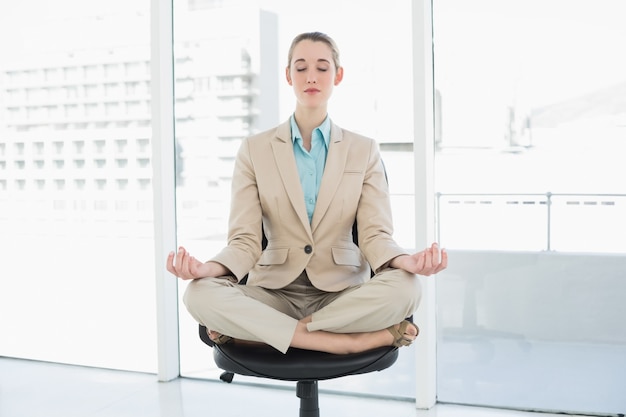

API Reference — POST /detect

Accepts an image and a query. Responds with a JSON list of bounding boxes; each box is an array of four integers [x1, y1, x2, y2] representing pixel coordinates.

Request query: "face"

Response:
[[286, 39, 344, 110]]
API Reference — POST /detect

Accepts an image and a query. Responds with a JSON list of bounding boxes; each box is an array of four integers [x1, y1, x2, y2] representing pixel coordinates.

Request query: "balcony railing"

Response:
[[436, 192, 626, 253]]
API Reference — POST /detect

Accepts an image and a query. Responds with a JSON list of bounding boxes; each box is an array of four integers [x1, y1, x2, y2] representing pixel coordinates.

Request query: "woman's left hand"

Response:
[[391, 243, 447, 276]]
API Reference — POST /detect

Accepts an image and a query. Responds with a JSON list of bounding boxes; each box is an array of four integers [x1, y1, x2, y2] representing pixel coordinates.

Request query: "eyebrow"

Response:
[[294, 58, 331, 65]]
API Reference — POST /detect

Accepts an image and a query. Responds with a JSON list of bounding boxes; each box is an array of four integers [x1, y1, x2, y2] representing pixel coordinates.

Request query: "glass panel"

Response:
[[0, 0, 156, 372], [437, 251, 626, 415], [434, 0, 626, 413], [433, 0, 626, 254], [174, 0, 416, 398]]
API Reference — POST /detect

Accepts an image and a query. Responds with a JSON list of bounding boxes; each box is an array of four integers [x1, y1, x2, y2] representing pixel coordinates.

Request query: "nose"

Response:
[[306, 75, 317, 84]]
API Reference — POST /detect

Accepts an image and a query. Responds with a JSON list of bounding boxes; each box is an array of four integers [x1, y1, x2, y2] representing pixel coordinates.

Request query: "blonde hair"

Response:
[[287, 32, 341, 70]]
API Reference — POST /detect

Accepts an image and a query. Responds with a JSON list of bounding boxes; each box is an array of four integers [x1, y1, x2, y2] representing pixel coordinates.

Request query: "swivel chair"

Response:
[[199, 324, 398, 417]]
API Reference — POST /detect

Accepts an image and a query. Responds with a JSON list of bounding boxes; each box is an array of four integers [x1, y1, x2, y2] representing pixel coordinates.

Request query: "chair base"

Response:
[[297, 381, 319, 417], [219, 371, 234, 383]]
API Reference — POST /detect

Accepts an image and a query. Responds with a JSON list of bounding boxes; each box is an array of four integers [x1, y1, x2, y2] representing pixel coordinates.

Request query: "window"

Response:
[[14, 142, 25, 155], [0, 0, 155, 373], [64, 104, 79, 118], [124, 62, 143, 77], [104, 83, 118, 97], [52, 142, 65, 155], [94, 140, 105, 154], [116, 179, 128, 190], [433, 0, 626, 255], [434, 1, 626, 414], [115, 139, 127, 153], [84, 85, 100, 98], [84, 65, 101, 80], [136, 138, 149, 153], [104, 63, 121, 78], [95, 179, 107, 190], [138, 178, 150, 190], [33, 142, 44, 155], [71, 141, 82, 154], [65, 86, 79, 99], [105, 102, 121, 116], [63, 66, 78, 81], [44, 68, 60, 82]]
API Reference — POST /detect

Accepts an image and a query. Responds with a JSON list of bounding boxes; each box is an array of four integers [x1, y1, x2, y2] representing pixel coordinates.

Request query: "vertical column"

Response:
[[412, 0, 437, 409], [151, 0, 180, 381]]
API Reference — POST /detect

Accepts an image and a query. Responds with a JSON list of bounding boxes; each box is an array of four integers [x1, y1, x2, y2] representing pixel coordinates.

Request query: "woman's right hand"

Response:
[[166, 247, 223, 280]]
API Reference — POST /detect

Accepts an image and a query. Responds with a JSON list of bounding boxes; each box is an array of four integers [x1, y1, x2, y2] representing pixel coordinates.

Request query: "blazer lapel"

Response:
[[271, 121, 313, 235], [311, 123, 348, 233]]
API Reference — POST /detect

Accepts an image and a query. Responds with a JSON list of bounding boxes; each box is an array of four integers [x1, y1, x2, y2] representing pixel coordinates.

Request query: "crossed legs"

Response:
[[185, 268, 421, 354]]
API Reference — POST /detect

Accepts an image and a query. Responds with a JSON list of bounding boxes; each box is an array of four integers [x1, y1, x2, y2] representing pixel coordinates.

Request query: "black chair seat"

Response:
[[199, 325, 399, 382], [215, 342, 398, 382]]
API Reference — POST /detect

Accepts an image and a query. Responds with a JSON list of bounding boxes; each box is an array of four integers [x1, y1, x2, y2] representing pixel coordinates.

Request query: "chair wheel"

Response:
[[220, 371, 234, 383]]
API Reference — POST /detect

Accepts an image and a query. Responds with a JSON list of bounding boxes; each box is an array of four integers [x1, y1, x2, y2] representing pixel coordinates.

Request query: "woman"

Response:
[[166, 32, 447, 355]]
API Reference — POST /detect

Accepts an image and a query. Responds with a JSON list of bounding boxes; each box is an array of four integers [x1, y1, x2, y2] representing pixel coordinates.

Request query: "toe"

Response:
[[402, 321, 419, 341]]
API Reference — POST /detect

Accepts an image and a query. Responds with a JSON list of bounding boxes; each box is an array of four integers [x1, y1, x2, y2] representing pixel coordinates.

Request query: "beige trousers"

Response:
[[183, 268, 421, 353]]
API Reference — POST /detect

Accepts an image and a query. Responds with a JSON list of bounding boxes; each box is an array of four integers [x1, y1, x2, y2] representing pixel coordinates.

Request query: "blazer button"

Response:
[[304, 245, 313, 254]]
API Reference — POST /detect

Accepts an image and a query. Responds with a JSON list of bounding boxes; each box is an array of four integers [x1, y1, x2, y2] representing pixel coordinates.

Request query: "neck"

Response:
[[294, 107, 327, 140]]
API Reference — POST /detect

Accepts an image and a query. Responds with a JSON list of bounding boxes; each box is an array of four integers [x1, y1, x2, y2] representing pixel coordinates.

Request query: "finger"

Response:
[[179, 248, 192, 278], [165, 251, 177, 276], [423, 247, 433, 271], [440, 248, 448, 270], [174, 247, 192, 278], [415, 251, 426, 271], [174, 247, 186, 272], [188, 255, 199, 276], [431, 243, 440, 266], [433, 248, 448, 273]]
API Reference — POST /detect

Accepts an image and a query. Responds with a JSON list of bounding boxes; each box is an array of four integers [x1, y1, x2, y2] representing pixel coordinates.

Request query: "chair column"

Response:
[[296, 380, 319, 417]]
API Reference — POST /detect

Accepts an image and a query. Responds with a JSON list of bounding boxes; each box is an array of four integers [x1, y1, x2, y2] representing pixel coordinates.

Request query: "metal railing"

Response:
[[435, 192, 626, 252]]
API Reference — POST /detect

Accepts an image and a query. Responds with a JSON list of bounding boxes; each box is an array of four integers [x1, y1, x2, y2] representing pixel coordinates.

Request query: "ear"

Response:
[[286, 67, 293, 86], [334, 66, 344, 86]]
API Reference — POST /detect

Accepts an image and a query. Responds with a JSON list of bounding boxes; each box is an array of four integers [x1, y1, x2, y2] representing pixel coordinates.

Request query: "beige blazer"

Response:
[[211, 119, 408, 292]]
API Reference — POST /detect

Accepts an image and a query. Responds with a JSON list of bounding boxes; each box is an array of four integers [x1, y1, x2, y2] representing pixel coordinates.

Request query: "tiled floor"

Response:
[[0, 357, 596, 417]]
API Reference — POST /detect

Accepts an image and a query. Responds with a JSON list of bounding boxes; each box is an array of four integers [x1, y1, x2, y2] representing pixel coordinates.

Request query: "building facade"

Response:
[[0, 5, 278, 238]]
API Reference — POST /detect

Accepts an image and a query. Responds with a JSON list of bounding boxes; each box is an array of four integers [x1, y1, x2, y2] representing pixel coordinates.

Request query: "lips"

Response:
[[304, 88, 320, 93]]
